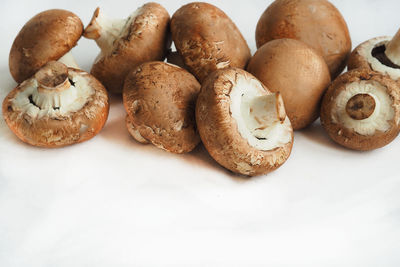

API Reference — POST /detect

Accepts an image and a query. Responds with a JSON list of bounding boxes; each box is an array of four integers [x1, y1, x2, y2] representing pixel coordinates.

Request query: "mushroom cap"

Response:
[[2, 66, 109, 148], [9, 9, 83, 83], [196, 68, 293, 176], [123, 61, 201, 153], [247, 39, 331, 130], [348, 36, 400, 83], [88, 3, 171, 94], [320, 69, 400, 151], [171, 2, 251, 82], [255, 0, 351, 79]]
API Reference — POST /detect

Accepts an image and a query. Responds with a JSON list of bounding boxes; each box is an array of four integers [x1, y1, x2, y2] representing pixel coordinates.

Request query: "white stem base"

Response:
[[242, 93, 286, 139], [385, 28, 400, 66], [229, 75, 292, 151], [58, 52, 80, 69], [84, 7, 135, 56]]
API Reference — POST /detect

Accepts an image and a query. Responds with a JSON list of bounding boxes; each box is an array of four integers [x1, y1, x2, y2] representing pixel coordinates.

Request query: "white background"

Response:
[[1, 0, 400, 266]]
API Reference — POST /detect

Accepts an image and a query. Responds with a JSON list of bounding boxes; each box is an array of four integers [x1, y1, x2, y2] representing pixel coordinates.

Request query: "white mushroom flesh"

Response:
[[385, 29, 400, 66], [359, 36, 400, 80], [58, 52, 80, 69], [85, 7, 144, 59], [11, 72, 94, 119], [230, 76, 292, 151], [332, 80, 394, 135]]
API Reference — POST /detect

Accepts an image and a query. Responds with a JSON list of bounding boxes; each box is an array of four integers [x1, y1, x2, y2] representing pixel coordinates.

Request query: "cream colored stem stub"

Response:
[[385, 28, 400, 66], [241, 92, 287, 140], [84, 7, 128, 54], [35, 61, 70, 93], [345, 93, 376, 120]]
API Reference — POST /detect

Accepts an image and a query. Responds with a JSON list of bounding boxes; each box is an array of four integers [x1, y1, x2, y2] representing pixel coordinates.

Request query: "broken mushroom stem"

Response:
[[345, 93, 376, 120], [84, 7, 130, 54], [242, 92, 287, 140], [385, 28, 400, 66], [32, 61, 78, 109], [35, 61, 70, 92]]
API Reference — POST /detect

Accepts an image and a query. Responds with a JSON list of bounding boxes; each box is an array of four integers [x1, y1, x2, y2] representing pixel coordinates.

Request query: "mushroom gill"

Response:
[[229, 74, 292, 151], [12, 61, 94, 119], [332, 80, 394, 136]]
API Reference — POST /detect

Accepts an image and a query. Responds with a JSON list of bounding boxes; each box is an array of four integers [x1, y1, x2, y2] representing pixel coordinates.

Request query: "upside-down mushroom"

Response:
[[196, 68, 293, 176], [348, 28, 400, 84], [2, 61, 109, 147], [320, 69, 400, 151]]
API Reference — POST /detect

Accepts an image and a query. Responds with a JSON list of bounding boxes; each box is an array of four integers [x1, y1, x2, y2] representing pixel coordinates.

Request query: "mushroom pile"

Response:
[[320, 28, 400, 150], [2, 1, 400, 176]]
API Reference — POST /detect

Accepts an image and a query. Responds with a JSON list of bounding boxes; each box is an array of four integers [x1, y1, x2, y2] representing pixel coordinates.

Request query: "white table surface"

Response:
[[1, 0, 400, 266]]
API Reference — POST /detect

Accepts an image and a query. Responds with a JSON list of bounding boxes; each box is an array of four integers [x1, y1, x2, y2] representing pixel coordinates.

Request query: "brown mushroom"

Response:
[[247, 39, 331, 130], [9, 9, 83, 83], [196, 68, 293, 176], [2, 61, 109, 147], [84, 3, 171, 94], [255, 0, 351, 79], [348, 28, 400, 84], [123, 61, 201, 153], [171, 2, 251, 82], [320, 69, 400, 151]]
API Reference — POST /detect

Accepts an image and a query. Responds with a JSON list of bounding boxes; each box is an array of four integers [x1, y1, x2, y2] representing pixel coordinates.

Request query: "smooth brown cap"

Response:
[[247, 39, 331, 130], [171, 2, 251, 82], [9, 9, 83, 83], [123, 61, 201, 153], [255, 0, 351, 79]]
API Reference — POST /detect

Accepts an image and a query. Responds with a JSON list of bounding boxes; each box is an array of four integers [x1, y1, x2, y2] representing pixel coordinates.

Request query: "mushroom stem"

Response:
[[385, 28, 400, 66], [35, 61, 70, 93], [274, 92, 286, 124], [84, 7, 128, 55], [345, 93, 376, 120], [31, 61, 79, 110], [58, 52, 80, 69], [242, 92, 287, 139]]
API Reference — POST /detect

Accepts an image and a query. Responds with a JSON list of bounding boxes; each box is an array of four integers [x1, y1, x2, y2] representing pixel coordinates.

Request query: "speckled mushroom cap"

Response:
[[123, 61, 201, 153], [196, 68, 293, 176], [348, 35, 400, 85], [320, 69, 400, 151], [84, 3, 171, 94], [247, 39, 331, 130], [2, 61, 109, 147], [9, 9, 83, 83], [255, 0, 351, 79], [171, 2, 251, 82]]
